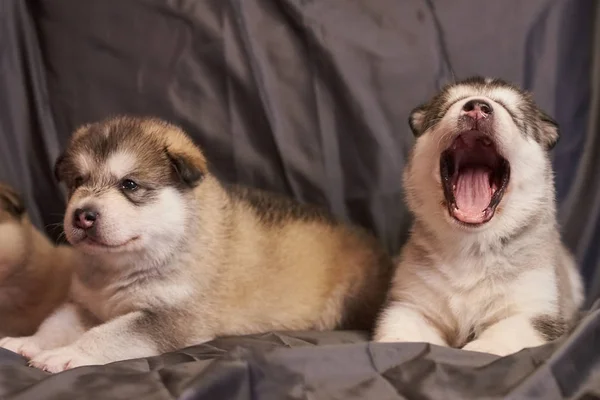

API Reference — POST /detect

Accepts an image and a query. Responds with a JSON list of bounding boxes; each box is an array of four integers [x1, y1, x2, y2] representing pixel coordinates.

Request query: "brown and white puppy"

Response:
[[0, 184, 73, 338], [374, 77, 584, 356], [0, 116, 393, 372]]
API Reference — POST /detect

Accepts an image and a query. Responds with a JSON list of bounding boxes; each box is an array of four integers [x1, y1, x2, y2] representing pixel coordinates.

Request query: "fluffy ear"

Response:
[[0, 185, 25, 217], [166, 147, 207, 188], [408, 105, 427, 137], [54, 153, 66, 182], [539, 110, 560, 150]]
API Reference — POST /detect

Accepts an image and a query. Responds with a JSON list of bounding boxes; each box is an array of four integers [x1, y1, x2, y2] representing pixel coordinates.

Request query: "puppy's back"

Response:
[[212, 184, 393, 333]]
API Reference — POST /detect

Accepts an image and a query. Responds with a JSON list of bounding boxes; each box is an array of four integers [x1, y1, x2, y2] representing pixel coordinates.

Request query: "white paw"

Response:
[[462, 339, 513, 356], [28, 346, 103, 373], [375, 334, 415, 343], [374, 330, 447, 347], [0, 336, 43, 359]]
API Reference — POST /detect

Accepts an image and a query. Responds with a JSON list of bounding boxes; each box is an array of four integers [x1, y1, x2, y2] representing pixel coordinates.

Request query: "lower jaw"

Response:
[[77, 237, 140, 252], [450, 217, 491, 229], [449, 208, 496, 227], [444, 205, 497, 228]]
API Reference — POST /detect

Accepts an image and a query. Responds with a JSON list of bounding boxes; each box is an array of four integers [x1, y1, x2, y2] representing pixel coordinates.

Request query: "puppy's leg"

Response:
[[0, 303, 88, 359], [374, 303, 448, 346], [28, 311, 211, 373], [462, 314, 546, 356]]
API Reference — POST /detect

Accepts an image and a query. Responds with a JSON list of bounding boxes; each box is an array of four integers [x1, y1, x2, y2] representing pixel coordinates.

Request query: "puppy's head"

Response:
[[0, 183, 28, 278], [405, 77, 558, 235], [54, 116, 208, 259]]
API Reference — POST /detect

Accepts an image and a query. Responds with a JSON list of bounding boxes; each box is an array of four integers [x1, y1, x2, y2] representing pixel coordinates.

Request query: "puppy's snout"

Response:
[[462, 99, 493, 120], [73, 207, 98, 230]]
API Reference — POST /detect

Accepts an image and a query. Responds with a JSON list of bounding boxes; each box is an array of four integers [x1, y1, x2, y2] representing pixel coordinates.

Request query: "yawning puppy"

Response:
[[374, 77, 584, 356], [0, 183, 73, 338], [0, 116, 393, 372]]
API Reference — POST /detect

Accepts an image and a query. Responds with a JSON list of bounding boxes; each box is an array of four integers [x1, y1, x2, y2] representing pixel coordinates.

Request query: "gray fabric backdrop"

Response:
[[0, 0, 598, 301]]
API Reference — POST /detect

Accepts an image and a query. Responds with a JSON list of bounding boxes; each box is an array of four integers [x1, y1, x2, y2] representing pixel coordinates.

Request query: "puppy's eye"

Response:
[[73, 177, 84, 188], [121, 179, 138, 191]]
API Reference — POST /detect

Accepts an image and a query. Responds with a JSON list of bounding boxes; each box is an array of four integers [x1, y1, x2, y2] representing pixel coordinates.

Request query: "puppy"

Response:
[[0, 183, 73, 338], [0, 116, 393, 372], [374, 77, 584, 356]]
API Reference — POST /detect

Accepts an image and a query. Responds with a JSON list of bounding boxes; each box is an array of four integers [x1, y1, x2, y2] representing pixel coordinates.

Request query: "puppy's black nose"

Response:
[[73, 208, 98, 230], [462, 99, 493, 118]]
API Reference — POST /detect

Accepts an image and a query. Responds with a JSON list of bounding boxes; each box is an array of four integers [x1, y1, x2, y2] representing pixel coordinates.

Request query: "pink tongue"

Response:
[[455, 167, 492, 214]]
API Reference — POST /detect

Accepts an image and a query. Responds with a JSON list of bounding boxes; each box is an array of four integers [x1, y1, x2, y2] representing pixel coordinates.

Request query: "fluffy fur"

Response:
[[374, 77, 584, 356], [0, 116, 393, 372], [0, 183, 74, 338]]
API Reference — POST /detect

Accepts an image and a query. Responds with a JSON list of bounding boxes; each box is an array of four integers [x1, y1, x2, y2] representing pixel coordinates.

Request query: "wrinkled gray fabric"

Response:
[[0, 0, 599, 398], [0, 304, 598, 400], [561, 1, 600, 308], [0, 0, 65, 231]]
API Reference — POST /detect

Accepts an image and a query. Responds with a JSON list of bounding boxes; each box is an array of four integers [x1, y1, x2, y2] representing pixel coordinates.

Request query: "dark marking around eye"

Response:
[[447, 96, 470, 111], [118, 179, 159, 206], [491, 99, 523, 130], [442, 95, 471, 115], [120, 179, 139, 192], [421, 95, 470, 133]]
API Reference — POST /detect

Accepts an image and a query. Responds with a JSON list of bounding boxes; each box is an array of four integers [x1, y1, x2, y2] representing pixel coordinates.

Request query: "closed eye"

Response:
[[490, 98, 523, 130], [72, 176, 87, 189]]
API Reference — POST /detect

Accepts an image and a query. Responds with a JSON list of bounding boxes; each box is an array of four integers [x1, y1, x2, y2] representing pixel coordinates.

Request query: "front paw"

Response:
[[29, 346, 103, 373], [0, 336, 43, 359], [375, 334, 415, 343], [374, 329, 447, 347]]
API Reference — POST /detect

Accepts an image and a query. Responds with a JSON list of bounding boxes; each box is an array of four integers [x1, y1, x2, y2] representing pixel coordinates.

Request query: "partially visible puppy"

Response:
[[0, 116, 394, 372], [0, 183, 74, 338], [374, 77, 584, 356]]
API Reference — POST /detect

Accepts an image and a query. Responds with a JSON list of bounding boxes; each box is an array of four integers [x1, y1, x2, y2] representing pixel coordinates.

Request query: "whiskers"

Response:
[[434, 126, 456, 153], [55, 231, 67, 244], [45, 221, 67, 245]]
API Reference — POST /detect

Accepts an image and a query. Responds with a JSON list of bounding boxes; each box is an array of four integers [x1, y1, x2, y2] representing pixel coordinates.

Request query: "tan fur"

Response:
[[0, 117, 393, 372], [0, 183, 74, 338]]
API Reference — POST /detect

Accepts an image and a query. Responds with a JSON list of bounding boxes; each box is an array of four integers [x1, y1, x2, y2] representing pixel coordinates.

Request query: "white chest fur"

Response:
[[432, 253, 559, 345], [71, 267, 194, 322]]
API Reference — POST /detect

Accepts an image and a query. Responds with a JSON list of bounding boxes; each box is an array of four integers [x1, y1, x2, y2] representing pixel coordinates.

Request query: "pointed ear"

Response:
[[408, 105, 427, 137], [165, 147, 207, 188], [539, 110, 559, 150], [0, 185, 25, 217], [54, 153, 66, 183]]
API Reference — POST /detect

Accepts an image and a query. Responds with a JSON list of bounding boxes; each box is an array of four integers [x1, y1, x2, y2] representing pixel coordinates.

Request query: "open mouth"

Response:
[[440, 130, 510, 226]]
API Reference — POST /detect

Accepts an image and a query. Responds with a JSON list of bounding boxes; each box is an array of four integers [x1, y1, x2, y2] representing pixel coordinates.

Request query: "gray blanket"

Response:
[[1, 303, 598, 399]]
